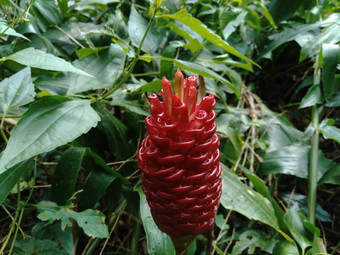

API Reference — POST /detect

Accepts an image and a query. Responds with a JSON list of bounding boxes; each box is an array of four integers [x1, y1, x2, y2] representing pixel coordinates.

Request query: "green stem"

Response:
[[308, 104, 319, 225], [0, 183, 21, 254], [130, 220, 141, 255], [100, 6, 159, 101]]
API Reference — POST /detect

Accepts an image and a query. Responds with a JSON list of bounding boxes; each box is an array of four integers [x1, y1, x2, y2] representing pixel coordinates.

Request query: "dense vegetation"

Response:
[[0, 0, 340, 254]]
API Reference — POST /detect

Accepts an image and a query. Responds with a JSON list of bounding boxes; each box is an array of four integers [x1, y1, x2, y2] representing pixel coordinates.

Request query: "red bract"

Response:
[[138, 69, 222, 240]]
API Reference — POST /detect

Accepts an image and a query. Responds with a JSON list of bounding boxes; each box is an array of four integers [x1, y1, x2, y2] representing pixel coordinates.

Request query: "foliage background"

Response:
[[0, 0, 340, 254]]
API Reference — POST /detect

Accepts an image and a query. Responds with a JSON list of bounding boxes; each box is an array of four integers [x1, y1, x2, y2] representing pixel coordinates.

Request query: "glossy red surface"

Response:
[[137, 69, 222, 238]]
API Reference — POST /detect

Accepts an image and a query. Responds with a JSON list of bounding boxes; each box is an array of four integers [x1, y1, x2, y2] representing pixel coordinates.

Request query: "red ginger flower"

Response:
[[138, 69, 222, 243]]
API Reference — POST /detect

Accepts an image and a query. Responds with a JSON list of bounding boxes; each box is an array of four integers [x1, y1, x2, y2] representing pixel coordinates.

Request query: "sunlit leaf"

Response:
[[66, 44, 126, 95], [5, 48, 92, 77], [0, 67, 35, 114], [128, 5, 163, 54], [162, 9, 258, 67], [221, 165, 281, 233], [0, 97, 100, 174]]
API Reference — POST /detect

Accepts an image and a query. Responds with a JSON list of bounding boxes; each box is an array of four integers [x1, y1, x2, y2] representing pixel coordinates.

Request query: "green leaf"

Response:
[[138, 55, 241, 98], [231, 230, 271, 255], [0, 67, 35, 114], [51, 147, 87, 205], [76, 0, 120, 5], [32, 222, 73, 255], [128, 5, 163, 54], [319, 118, 340, 144], [244, 170, 288, 231], [221, 165, 281, 233], [268, 0, 305, 22], [0, 96, 100, 174], [258, 13, 340, 59], [272, 240, 300, 255], [92, 103, 132, 160], [0, 159, 35, 205], [300, 24, 340, 61], [280, 193, 332, 223], [259, 144, 310, 179], [299, 84, 322, 108], [321, 43, 339, 101], [166, 22, 204, 53], [5, 48, 93, 77], [33, 0, 62, 26], [13, 238, 65, 255], [37, 201, 109, 239], [110, 88, 149, 116], [284, 204, 313, 252], [257, 1, 277, 31], [66, 44, 126, 95], [0, 18, 29, 40], [162, 9, 258, 67], [78, 148, 127, 210], [136, 186, 176, 255]]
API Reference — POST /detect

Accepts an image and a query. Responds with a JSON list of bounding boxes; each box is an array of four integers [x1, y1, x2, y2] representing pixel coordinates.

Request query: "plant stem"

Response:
[[308, 104, 319, 225], [0, 183, 21, 254], [100, 6, 159, 101]]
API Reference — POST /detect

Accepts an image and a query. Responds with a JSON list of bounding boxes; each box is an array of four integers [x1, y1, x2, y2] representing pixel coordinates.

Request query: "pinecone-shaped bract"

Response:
[[138, 69, 222, 239]]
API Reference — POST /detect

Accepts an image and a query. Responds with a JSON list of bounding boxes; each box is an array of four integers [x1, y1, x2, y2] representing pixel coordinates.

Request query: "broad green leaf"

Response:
[[231, 230, 271, 255], [126, 79, 162, 94], [222, 10, 248, 40], [299, 84, 322, 108], [128, 5, 163, 54], [33, 0, 61, 26], [272, 240, 300, 255], [0, 67, 35, 114], [221, 165, 281, 233], [280, 193, 332, 223], [318, 164, 340, 185], [284, 204, 313, 252], [0, 159, 35, 205], [66, 44, 126, 95], [321, 44, 339, 101], [5, 48, 92, 77], [268, 0, 305, 22], [166, 22, 204, 53], [0, 97, 100, 174], [32, 222, 73, 254], [243, 170, 288, 231], [37, 201, 109, 239], [319, 118, 340, 144], [259, 144, 317, 179], [258, 13, 340, 59], [162, 9, 258, 67], [110, 88, 149, 116], [136, 186, 176, 255], [51, 147, 87, 205], [57, 0, 68, 17], [257, 1, 277, 31], [13, 238, 65, 255], [300, 24, 340, 61], [139, 55, 241, 98], [78, 148, 127, 211], [0, 18, 29, 40], [92, 103, 132, 160]]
